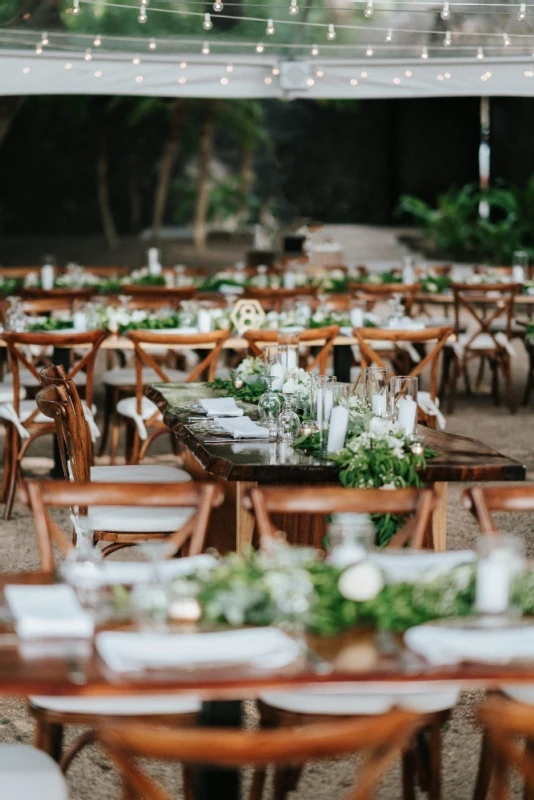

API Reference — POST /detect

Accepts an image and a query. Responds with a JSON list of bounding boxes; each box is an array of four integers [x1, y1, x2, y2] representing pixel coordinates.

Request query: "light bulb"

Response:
[[94, 35, 101, 46], [180, 61, 187, 68], [421, 46, 428, 59], [440, 2, 450, 19], [220, 77, 228, 85], [203, 13, 213, 30], [202, 41, 210, 54], [327, 23, 336, 40], [386, 28, 393, 42], [84, 48, 92, 61], [178, 76, 186, 84], [503, 32, 511, 46], [307, 77, 315, 86], [289, 0, 299, 15], [94, 70, 102, 78], [135, 75, 143, 83], [266, 18, 275, 34], [311, 44, 319, 55], [71, 0, 80, 15], [256, 42, 264, 53], [226, 63, 234, 72], [272, 66, 280, 75], [35, 45, 42, 55], [138, 6, 147, 23], [364, 0, 373, 17], [405, 69, 412, 77], [316, 68, 324, 77], [133, 56, 141, 65], [65, 62, 73, 70], [443, 31, 451, 46], [41, 31, 49, 45], [477, 46, 484, 59], [213, 0, 223, 10], [366, 47, 373, 56], [264, 76, 272, 84], [350, 78, 358, 85], [518, 3, 526, 20], [393, 77, 401, 85], [149, 38, 156, 49]]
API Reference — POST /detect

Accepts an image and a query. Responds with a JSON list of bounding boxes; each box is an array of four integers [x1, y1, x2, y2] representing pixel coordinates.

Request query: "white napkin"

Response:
[[82, 404, 100, 443], [369, 550, 475, 584], [417, 391, 446, 431], [0, 403, 31, 439], [96, 627, 300, 673], [74, 554, 217, 586], [198, 397, 244, 417], [217, 416, 269, 439], [405, 623, 534, 665], [6, 585, 94, 639]]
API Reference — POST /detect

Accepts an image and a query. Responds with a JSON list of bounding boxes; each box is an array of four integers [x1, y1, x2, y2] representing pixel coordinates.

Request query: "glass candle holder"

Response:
[[365, 367, 389, 417], [313, 375, 337, 452], [475, 534, 526, 619], [278, 330, 300, 371], [390, 375, 419, 435], [265, 344, 286, 392]]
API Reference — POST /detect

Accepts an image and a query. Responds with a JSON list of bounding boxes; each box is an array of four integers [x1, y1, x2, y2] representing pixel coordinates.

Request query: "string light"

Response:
[[307, 77, 315, 86], [84, 48, 92, 61], [41, 32, 49, 46], [366, 46, 374, 55], [93, 34, 102, 46], [266, 18, 275, 34], [503, 32, 511, 45], [203, 13, 213, 30], [364, 0, 374, 17], [135, 75, 143, 83], [255, 42, 264, 53], [202, 41, 210, 54], [138, 5, 147, 23], [444, 71, 451, 78], [213, 0, 223, 10], [405, 69, 412, 76], [477, 46, 484, 58], [226, 63, 234, 72], [316, 68, 324, 77], [22, 66, 30, 74], [264, 76, 272, 84], [65, 62, 73, 70], [289, 0, 299, 15], [311, 44, 319, 55], [350, 78, 358, 85], [149, 37, 156, 49], [71, 0, 80, 16], [220, 76, 229, 84], [94, 70, 102, 77], [443, 31, 452, 46], [361, 71, 368, 77], [421, 45, 429, 58], [272, 66, 280, 74], [327, 23, 336, 40], [178, 76, 186, 84], [180, 61, 187, 68], [393, 76, 401, 84], [386, 28, 393, 41], [518, 2, 527, 20], [35, 44, 42, 55], [441, 2, 450, 19], [132, 55, 141, 64]]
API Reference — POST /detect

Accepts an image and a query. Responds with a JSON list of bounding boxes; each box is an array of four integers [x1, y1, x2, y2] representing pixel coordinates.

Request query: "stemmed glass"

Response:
[[258, 346, 282, 438], [62, 517, 105, 620], [131, 541, 175, 632], [277, 369, 301, 442]]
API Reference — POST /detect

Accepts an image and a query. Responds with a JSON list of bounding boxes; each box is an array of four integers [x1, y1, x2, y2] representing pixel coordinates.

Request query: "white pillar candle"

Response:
[[396, 395, 418, 435], [371, 393, 387, 416], [513, 265, 525, 283], [148, 247, 162, 275], [41, 264, 55, 291], [72, 311, 87, 332], [350, 308, 363, 328], [285, 347, 298, 370], [475, 556, 511, 614], [283, 272, 296, 289], [197, 309, 212, 333], [327, 405, 349, 453], [323, 388, 334, 423], [402, 264, 415, 285], [315, 389, 323, 427], [270, 362, 285, 392]]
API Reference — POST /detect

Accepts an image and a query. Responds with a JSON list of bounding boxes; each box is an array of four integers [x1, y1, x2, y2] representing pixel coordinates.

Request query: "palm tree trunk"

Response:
[[128, 143, 141, 234], [193, 101, 217, 253], [97, 129, 118, 249], [237, 144, 254, 228], [151, 99, 188, 238]]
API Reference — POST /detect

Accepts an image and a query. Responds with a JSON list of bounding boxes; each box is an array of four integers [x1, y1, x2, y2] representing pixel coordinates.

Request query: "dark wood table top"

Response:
[[148, 383, 526, 484]]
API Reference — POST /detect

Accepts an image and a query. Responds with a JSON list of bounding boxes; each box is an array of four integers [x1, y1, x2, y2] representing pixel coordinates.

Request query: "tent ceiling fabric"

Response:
[[2, 0, 534, 97]]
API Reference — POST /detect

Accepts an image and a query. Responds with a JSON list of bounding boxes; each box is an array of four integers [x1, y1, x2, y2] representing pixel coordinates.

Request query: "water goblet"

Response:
[[277, 385, 301, 442]]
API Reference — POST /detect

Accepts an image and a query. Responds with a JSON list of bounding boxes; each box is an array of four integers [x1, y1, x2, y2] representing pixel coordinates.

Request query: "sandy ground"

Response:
[[0, 343, 532, 799]]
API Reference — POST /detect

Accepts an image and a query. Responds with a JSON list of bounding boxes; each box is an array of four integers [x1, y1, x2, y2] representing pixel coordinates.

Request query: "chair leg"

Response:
[[402, 745, 417, 800], [473, 731, 493, 800], [447, 356, 460, 414], [4, 446, 20, 521], [475, 356, 486, 391], [34, 718, 64, 762], [0, 425, 14, 504], [183, 766, 196, 800], [59, 730, 98, 773], [98, 384, 112, 457], [110, 396, 122, 465], [249, 768, 267, 800], [502, 357, 516, 414], [427, 723, 442, 800], [273, 767, 299, 800]]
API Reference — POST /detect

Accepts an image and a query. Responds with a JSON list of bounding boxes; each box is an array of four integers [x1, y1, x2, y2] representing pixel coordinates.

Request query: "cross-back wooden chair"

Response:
[[445, 283, 520, 414], [350, 283, 421, 316], [116, 328, 231, 464], [461, 484, 534, 535], [353, 326, 451, 429], [243, 486, 437, 550], [244, 285, 318, 311], [34, 382, 202, 557], [243, 325, 340, 376], [120, 285, 197, 305], [20, 287, 95, 303], [0, 330, 106, 519], [97, 712, 422, 800]]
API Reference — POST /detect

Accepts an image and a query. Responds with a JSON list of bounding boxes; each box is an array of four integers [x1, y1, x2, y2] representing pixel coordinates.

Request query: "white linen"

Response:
[[0, 745, 68, 800], [0, 400, 99, 442], [405, 623, 534, 665], [0, 403, 31, 438], [68, 554, 217, 587], [90, 464, 191, 483], [217, 416, 269, 439], [452, 332, 515, 359], [198, 397, 244, 417], [368, 550, 476, 584], [417, 391, 446, 430], [97, 627, 300, 673], [5, 585, 94, 639], [116, 395, 161, 440], [30, 694, 201, 715], [87, 505, 194, 534]]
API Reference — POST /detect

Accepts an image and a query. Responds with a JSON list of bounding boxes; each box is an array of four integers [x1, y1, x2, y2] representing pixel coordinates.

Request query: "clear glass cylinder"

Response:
[[365, 366, 389, 417], [390, 375, 419, 435]]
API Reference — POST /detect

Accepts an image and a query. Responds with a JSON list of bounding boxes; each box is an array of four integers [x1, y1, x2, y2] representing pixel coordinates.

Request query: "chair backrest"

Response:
[[243, 325, 340, 375], [2, 329, 107, 421], [36, 381, 92, 483], [97, 712, 421, 800], [26, 479, 224, 573], [351, 283, 421, 316], [353, 326, 452, 403], [20, 287, 95, 303], [461, 485, 534, 534], [121, 286, 197, 306], [451, 283, 520, 346], [243, 486, 437, 549], [478, 696, 534, 798], [244, 285, 317, 312]]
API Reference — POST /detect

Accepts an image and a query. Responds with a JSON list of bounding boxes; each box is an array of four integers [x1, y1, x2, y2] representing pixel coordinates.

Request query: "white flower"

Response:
[[338, 561, 384, 602], [369, 416, 393, 435], [282, 377, 296, 394]]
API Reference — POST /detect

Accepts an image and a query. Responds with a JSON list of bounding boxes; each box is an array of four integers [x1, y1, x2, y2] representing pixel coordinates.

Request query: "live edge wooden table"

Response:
[[148, 382, 526, 554]]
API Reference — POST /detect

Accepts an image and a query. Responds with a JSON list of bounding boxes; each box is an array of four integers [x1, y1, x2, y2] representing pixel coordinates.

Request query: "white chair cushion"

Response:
[[502, 685, 534, 704], [90, 464, 191, 483], [5, 369, 86, 389], [0, 744, 68, 799], [17, 399, 94, 425], [88, 504, 195, 533], [102, 367, 188, 386], [260, 683, 459, 715], [0, 383, 26, 402], [29, 694, 201, 715], [116, 395, 160, 421]]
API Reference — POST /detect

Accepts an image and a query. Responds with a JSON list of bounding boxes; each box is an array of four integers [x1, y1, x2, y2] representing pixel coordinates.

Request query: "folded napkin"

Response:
[[417, 391, 446, 431], [5, 585, 94, 639], [369, 550, 475, 584], [90, 554, 217, 586], [217, 416, 269, 439], [97, 627, 300, 673], [405, 623, 534, 665], [198, 397, 244, 417]]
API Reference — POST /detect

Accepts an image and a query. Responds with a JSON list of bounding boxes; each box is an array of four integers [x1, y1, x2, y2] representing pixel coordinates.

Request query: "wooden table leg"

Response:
[[430, 481, 447, 552]]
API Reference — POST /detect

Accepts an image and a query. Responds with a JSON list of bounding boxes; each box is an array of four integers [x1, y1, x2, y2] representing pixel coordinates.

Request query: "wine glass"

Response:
[[62, 517, 105, 619], [277, 381, 301, 442], [258, 346, 282, 437], [130, 541, 175, 632]]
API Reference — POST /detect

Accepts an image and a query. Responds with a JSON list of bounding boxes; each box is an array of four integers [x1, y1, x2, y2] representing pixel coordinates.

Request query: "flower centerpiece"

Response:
[[210, 356, 267, 403]]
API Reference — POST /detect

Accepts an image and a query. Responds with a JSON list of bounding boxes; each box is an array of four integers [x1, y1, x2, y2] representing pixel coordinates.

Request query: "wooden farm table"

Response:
[[148, 383, 526, 554]]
